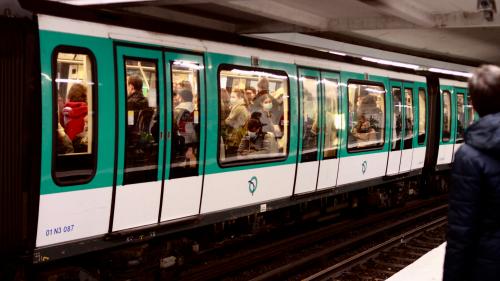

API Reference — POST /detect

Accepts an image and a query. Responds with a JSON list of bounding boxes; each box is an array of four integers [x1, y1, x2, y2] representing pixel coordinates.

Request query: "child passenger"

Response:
[[63, 83, 88, 141]]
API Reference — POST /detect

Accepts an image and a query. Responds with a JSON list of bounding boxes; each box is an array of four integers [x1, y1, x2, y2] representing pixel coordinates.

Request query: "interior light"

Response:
[[51, 0, 153, 5], [173, 61, 204, 70], [428, 68, 473, 78], [328, 51, 347, 56], [362, 57, 420, 70]]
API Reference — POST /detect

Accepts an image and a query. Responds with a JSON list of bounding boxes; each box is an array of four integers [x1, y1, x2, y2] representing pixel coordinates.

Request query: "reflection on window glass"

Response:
[[170, 61, 200, 179], [348, 82, 386, 151], [456, 93, 465, 142], [404, 88, 414, 149], [301, 76, 319, 162], [442, 91, 451, 142], [466, 95, 475, 126], [323, 78, 340, 159], [124, 59, 159, 184], [392, 87, 402, 151], [53, 50, 96, 185], [418, 88, 426, 145], [218, 66, 288, 165]]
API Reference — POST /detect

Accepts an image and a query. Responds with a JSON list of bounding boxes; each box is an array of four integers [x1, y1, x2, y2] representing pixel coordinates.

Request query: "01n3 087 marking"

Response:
[[45, 224, 75, 237]]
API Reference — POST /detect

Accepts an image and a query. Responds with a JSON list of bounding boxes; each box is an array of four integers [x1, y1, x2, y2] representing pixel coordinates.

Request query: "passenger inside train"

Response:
[[237, 118, 278, 158]]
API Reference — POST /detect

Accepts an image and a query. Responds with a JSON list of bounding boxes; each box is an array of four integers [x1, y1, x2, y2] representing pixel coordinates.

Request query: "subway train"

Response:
[[0, 1, 475, 268]]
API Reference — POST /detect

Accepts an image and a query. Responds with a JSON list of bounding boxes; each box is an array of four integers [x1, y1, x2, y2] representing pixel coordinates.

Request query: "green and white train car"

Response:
[[0, 5, 476, 264]]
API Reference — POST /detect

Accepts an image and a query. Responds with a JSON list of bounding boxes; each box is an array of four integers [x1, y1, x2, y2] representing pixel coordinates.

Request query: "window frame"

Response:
[[441, 90, 452, 143], [216, 64, 290, 168], [417, 87, 427, 145], [51, 45, 98, 186], [456, 92, 465, 143], [391, 86, 403, 152], [403, 87, 414, 150], [346, 79, 386, 153]]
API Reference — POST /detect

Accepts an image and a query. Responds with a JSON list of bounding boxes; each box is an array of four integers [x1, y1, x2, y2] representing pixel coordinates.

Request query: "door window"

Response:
[[404, 88, 414, 149], [52, 48, 97, 185], [123, 58, 159, 184], [322, 78, 340, 159], [391, 87, 402, 151], [170, 61, 201, 178], [301, 76, 319, 162], [442, 91, 451, 142]]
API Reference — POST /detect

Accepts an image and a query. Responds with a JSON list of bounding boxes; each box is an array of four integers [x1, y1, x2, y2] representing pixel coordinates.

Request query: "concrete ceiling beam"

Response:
[[120, 6, 237, 32], [220, 0, 329, 30]]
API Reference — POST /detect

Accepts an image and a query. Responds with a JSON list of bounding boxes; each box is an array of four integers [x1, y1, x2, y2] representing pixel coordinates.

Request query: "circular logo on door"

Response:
[[248, 176, 258, 196], [362, 161, 368, 175]]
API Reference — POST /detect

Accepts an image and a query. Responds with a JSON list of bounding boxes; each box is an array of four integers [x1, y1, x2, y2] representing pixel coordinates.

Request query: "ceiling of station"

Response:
[[50, 0, 500, 65]]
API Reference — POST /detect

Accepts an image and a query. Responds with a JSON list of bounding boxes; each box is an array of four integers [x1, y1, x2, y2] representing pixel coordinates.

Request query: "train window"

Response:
[[347, 82, 386, 151], [170, 61, 200, 179], [123, 58, 159, 184], [466, 95, 475, 127], [456, 93, 465, 142], [418, 88, 426, 145], [52, 49, 97, 185], [218, 65, 289, 165], [391, 87, 402, 151], [301, 76, 319, 162], [442, 91, 452, 142], [323, 78, 340, 159], [404, 88, 414, 149]]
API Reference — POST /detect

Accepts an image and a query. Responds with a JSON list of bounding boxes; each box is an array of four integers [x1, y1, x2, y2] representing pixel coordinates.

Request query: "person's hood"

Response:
[[176, 102, 194, 112], [465, 112, 500, 158], [63, 102, 88, 118]]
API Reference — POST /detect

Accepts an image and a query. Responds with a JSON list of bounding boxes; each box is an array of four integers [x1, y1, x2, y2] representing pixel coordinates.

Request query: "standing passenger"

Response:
[[443, 65, 500, 281], [224, 89, 250, 157]]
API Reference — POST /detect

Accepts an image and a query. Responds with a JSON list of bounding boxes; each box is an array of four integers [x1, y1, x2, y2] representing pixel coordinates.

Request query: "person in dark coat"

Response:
[[443, 64, 500, 281]]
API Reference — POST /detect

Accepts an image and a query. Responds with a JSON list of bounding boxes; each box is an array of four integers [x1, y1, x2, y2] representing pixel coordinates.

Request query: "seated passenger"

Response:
[[352, 114, 376, 142], [238, 118, 278, 157], [63, 83, 88, 141]]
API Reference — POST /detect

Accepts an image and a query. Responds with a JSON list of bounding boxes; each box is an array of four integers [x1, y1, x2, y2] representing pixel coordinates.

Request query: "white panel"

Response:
[[38, 15, 430, 84], [439, 78, 468, 88], [36, 187, 112, 247], [317, 158, 339, 190], [201, 164, 295, 214], [452, 143, 463, 162], [112, 181, 162, 231], [437, 144, 454, 165], [161, 176, 202, 222], [399, 149, 413, 172], [386, 150, 402, 175], [295, 161, 319, 194], [337, 153, 389, 186], [411, 147, 426, 170]]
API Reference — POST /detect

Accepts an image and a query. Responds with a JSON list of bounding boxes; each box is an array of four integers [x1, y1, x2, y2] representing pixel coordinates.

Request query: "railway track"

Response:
[[177, 197, 447, 281], [303, 217, 447, 281]]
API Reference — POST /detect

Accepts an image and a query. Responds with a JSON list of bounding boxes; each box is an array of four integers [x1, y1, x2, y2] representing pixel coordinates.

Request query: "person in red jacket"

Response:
[[63, 83, 88, 141]]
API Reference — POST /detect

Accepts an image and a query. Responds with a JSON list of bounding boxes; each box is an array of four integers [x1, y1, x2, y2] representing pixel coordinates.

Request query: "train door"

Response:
[[160, 53, 205, 222], [112, 46, 166, 231], [294, 68, 321, 194], [386, 81, 403, 175], [317, 71, 341, 190], [399, 82, 415, 173]]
